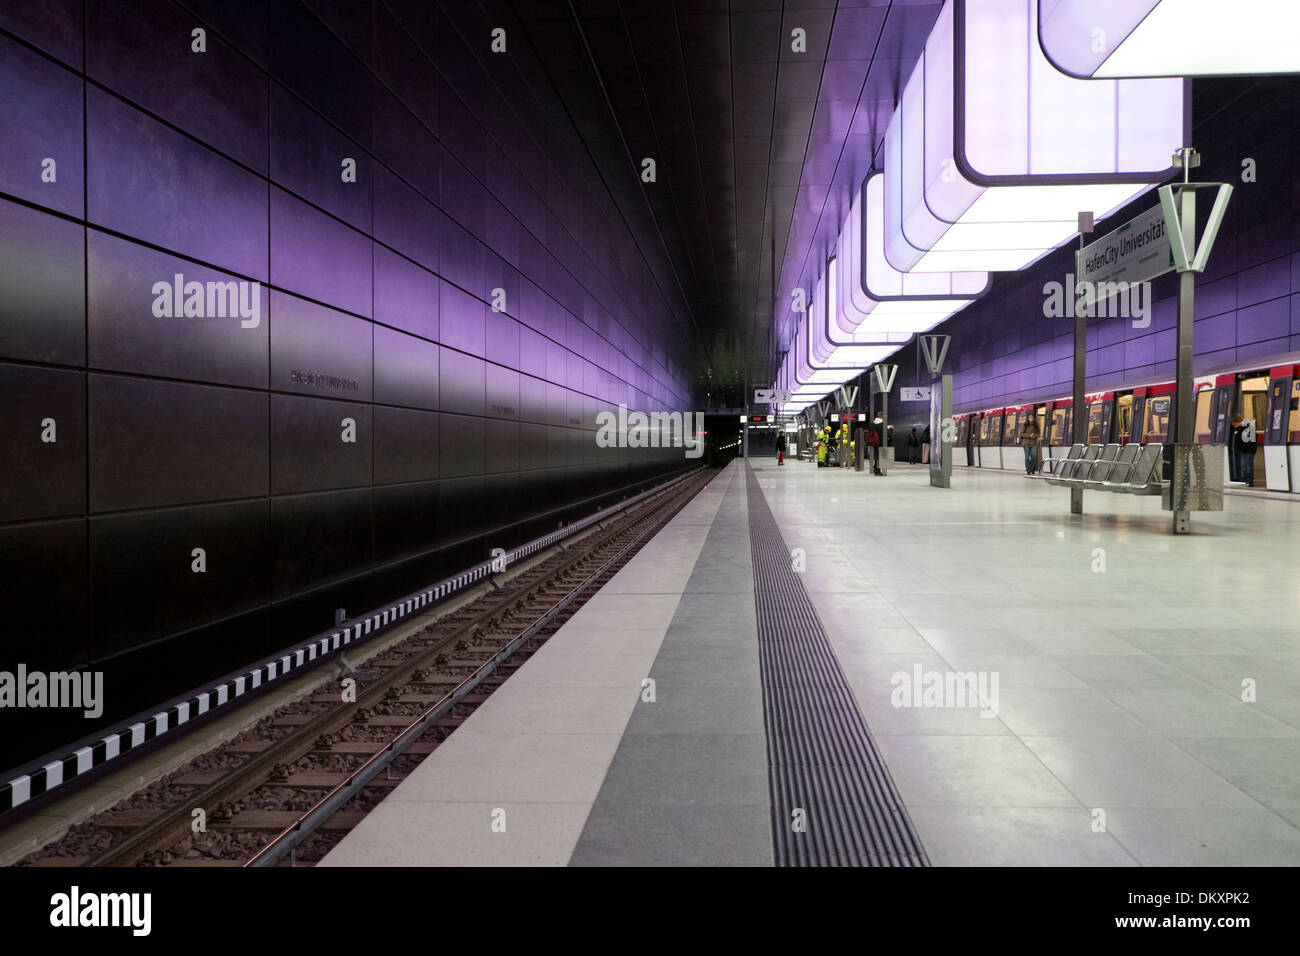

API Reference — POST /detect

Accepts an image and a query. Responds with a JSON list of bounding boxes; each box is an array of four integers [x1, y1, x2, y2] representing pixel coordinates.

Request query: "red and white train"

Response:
[[952, 362, 1300, 492]]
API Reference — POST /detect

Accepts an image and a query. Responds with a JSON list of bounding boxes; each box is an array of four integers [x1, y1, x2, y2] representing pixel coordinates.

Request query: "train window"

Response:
[[1194, 389, 1213, 443], [1146, 396, 1171, 442], [1240, 376, 1269, 436], [1115, 395, 1133, 444], [1290, 380, 1300, 441], [1050, 408, 1066, 444], [1086, 403, 1103, 444], [1003, 412, 1020, 443]]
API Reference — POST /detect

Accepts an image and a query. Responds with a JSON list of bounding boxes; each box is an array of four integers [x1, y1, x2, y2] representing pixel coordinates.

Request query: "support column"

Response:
[[1070, 217, 1091, 515], [1172, 189, 1197, 534]]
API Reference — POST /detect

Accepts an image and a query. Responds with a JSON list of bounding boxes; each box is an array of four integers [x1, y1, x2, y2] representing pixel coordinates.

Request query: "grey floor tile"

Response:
[[906, 807, 1139, 866], [571, 802, 773, 867], [589, 733, 769, 807]]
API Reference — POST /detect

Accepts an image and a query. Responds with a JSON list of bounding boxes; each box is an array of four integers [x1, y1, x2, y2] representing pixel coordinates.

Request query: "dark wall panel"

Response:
[[270, 186, 372, 317], [485, 419, 520, 475], [270, 487, 373, 600], [89, 498, 270, 657], [485, 363, 519, 420], [268, 1, 371, 147], [374, 405, 439, 485], [270, 82, 371, 231], [439, 347, 485, 416], [86, 87, 269, 280], [373, 165, 440, 271], [181, 0, 268, 68], [374, 325, 439, 410], [270, 393, 372, 495], [86, 0, 268, 172], [0, 198, 84, 365], [0, 32, 83, 216], [88, 374, 268, 512], [0, 518, 87, 669], [270, 290, 373, 400], [439, 412, 485, 478], [373, 480, 440, 564], [372, 80, 441, 202], [438, 475, 484, 545], [0, 0, 82, 68], [373, 245, 438, 341], [88, 230, 269, 388], [0, 363, 85, 523]]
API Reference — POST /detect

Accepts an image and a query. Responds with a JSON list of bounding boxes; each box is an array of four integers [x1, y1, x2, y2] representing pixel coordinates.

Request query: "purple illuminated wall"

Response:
[[0, 0, 692, 767]]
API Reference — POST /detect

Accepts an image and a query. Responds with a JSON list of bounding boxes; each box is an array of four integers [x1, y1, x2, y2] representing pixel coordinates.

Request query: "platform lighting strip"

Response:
[[1038, 0, 1300, 78], [882, 0, 1185, 274], [0, 473, 691, 813]]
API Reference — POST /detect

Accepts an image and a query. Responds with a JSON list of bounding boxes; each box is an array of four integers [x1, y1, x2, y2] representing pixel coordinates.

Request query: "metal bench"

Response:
[[1114, 443, 1166, 495], [1046, 443, 1099, 485], [1040, 445, 1078, 476], [1077, 443, 1122, 484], [1048, 442, 1166, 495], [1086, 442, 1141, 488]]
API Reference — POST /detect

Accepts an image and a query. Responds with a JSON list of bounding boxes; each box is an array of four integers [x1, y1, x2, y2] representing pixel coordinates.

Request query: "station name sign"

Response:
[[1077, 202, 1174, 296]]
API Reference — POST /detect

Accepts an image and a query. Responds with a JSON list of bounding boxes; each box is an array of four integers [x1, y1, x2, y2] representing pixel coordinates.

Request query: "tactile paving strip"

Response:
[[746, 465, 928, 866]]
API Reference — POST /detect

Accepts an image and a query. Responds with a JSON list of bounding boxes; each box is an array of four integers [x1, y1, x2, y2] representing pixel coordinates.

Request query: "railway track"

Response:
[[18, 467, 713, 868]]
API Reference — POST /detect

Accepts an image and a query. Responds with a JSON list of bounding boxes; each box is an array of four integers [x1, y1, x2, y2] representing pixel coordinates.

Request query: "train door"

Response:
[[1239, 372, 1269, 487], [1208, 382, 1233, 444], [1085, 400, 1105, 444], [957, 415, 973, 467], [1001, 408, 1022, 469], [1143, 394, 1173, 443], [1114, 393, 1134, 444], [1035, 404, 1048, 465], [1049, 402, 1071, 454], [1263, 367, 1295, 491], [1130, 394, 1147, 444], [1289, 377, 1300, 492], [982, 412, 1003, 468], [1194, 385, 1215, 443]]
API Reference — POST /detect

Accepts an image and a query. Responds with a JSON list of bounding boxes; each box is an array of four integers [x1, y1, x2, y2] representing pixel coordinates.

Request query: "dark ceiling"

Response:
[[507, 0, 943, 404]]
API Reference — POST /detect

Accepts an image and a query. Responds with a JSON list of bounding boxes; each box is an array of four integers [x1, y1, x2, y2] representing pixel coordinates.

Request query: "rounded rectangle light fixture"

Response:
[[883, 0, 1187, 274], [1039, 0, 1300, 78]]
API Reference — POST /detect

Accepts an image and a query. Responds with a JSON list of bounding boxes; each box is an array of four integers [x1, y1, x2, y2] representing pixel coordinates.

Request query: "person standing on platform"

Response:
[[1020, 413, 1042, 475], [908, 426, 920, 463], [1233, 413, 1258, 486], [867, 418, 882, 474], [921, 424, 931, 464], [776, 429, 787, 466]]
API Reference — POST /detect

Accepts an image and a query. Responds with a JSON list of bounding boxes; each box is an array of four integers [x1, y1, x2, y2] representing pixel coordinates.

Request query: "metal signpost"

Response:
[[1071, 212, 1095, 515], [920, 335, 952, 488], [1158, 148, 1233, 533], [871, 364, 898, 476], [1070, 147, 1231, 532]]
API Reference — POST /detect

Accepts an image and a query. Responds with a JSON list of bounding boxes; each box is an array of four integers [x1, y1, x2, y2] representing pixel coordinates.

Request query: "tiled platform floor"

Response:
[[322, 456, 1300, 866]]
